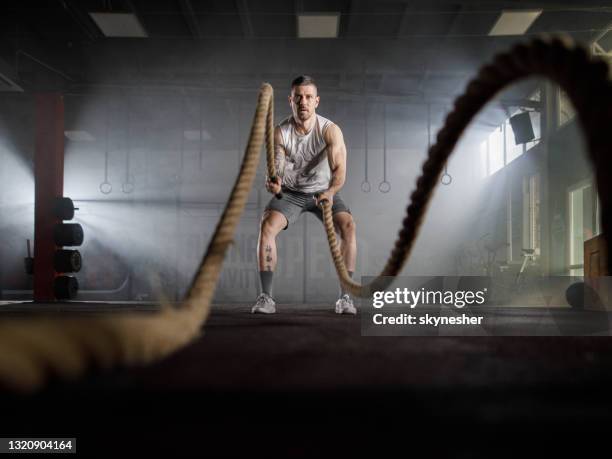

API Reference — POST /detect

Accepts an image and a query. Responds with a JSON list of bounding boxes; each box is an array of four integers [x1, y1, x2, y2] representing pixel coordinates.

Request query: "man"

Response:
[[251, 75, 357, 315]]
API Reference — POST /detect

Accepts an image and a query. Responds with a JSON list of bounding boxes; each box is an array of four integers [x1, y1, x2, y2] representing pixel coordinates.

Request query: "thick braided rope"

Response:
[[264, 93, 275, 182], [0, 84, 274, 392], [314, 37, 612, 297]]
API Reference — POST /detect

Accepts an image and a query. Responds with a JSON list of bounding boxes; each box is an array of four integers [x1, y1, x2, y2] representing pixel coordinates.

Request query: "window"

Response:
[[568, 180, 598, 276], [480, 89, 541, 177], [558, 88, 576, 127], [506, 188, 513, 262], [596, 194, 602, 236], [523, 173, 541, 256]]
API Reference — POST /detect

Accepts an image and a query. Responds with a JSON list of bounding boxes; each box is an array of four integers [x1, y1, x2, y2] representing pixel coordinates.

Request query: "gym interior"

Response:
[[1, 1, 611, 457]]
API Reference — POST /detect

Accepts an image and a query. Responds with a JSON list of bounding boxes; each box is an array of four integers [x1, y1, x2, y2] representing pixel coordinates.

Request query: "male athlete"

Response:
[[251, 75, 357, 315]]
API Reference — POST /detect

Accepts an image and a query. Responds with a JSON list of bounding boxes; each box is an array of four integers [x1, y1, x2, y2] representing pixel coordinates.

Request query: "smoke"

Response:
[[1, 78, 544, 303], [0, 123, 35, 291]]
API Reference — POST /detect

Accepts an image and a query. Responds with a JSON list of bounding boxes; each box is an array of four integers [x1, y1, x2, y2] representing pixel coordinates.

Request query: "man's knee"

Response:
[[336, 215, 356, 240], [260, 211, 285, 239]]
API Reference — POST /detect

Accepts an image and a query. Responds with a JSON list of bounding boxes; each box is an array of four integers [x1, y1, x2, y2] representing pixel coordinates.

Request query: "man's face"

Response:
[[289, 84, 319, 122]]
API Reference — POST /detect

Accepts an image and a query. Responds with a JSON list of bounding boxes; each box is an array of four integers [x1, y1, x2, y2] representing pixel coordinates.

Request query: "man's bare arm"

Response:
[[324, 124, 347, 195], [273, 126, 287, 178], [266, 126, 286, 194]]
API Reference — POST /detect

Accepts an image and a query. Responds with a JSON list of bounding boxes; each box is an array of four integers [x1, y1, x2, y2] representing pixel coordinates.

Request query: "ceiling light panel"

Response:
[[89, 13, 148, 38], [297, 13, 340, 38], [489, 10, 542, 36]]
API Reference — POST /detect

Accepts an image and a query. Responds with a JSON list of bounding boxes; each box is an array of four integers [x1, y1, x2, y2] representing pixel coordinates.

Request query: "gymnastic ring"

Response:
[[361, 181, 371, 192], [99, 181, 112, 194], [122, 182, 134, 194], [379, 181, 391, 193], [441, 173, 453, 185]]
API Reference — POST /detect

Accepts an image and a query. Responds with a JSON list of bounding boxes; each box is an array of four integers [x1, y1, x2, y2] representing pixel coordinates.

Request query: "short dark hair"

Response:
[[291, 75, 317, 91]]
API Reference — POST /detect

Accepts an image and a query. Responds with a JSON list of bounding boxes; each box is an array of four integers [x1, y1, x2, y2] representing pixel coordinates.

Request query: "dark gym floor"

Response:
[[2, 303, 612, 457]]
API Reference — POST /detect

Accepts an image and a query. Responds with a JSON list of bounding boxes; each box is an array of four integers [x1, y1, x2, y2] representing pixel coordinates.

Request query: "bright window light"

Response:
[[595, 29, 612, 53], [488, 127, 504, 174], [90, 13, 148, 38], [479, 140, 488, 178], [297, 13, 340, 38], [558, 88, 576, 127], [489, 10, 542, 36]]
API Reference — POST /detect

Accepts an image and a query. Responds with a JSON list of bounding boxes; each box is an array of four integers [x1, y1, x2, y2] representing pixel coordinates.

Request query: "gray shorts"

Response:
[[265, 187, 351, 230]]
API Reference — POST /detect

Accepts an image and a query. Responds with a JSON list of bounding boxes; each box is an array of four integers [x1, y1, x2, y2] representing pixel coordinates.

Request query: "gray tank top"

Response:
[[277, 114, 334, 193]]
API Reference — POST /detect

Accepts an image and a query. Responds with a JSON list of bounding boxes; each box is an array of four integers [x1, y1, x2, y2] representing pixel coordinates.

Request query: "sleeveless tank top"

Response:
[[277, 114, 334, 193]]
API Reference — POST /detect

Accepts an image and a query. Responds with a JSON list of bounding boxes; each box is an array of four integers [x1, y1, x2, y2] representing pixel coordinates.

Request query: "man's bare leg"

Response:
[[333, 211, 357, 314], [333, 211, 357, 272], [258, 210, 287, 272], [253, 210, 287, 314]]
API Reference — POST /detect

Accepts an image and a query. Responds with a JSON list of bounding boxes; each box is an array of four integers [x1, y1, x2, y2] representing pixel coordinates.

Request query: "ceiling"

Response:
[[1, 1, 611, 98], [1, 1, 611, 139]]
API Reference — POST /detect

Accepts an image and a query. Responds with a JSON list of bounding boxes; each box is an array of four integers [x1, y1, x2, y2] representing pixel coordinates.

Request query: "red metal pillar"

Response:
[[33, 94, 64, 302]]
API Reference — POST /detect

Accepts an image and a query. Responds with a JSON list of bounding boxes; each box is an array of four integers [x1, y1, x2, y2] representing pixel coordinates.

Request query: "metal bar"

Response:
[[395, 0, 416, 38], [16, 50, 75, 82], [502, 121, 507, 166], [236, 0, 254, 38], [178, 0, 203, 39], [58, 0, 103, 41]]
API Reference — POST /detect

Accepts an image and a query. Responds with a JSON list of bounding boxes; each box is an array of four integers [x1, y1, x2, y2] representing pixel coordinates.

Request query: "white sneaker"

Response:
[[251, 293, 276, 314], [335, 294, 357, 315]]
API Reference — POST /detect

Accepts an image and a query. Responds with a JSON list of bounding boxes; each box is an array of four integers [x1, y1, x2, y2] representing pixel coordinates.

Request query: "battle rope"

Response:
[[307, 36, 612, 298], [0, 36, 609, 392], [0, 85, 274, 392]]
